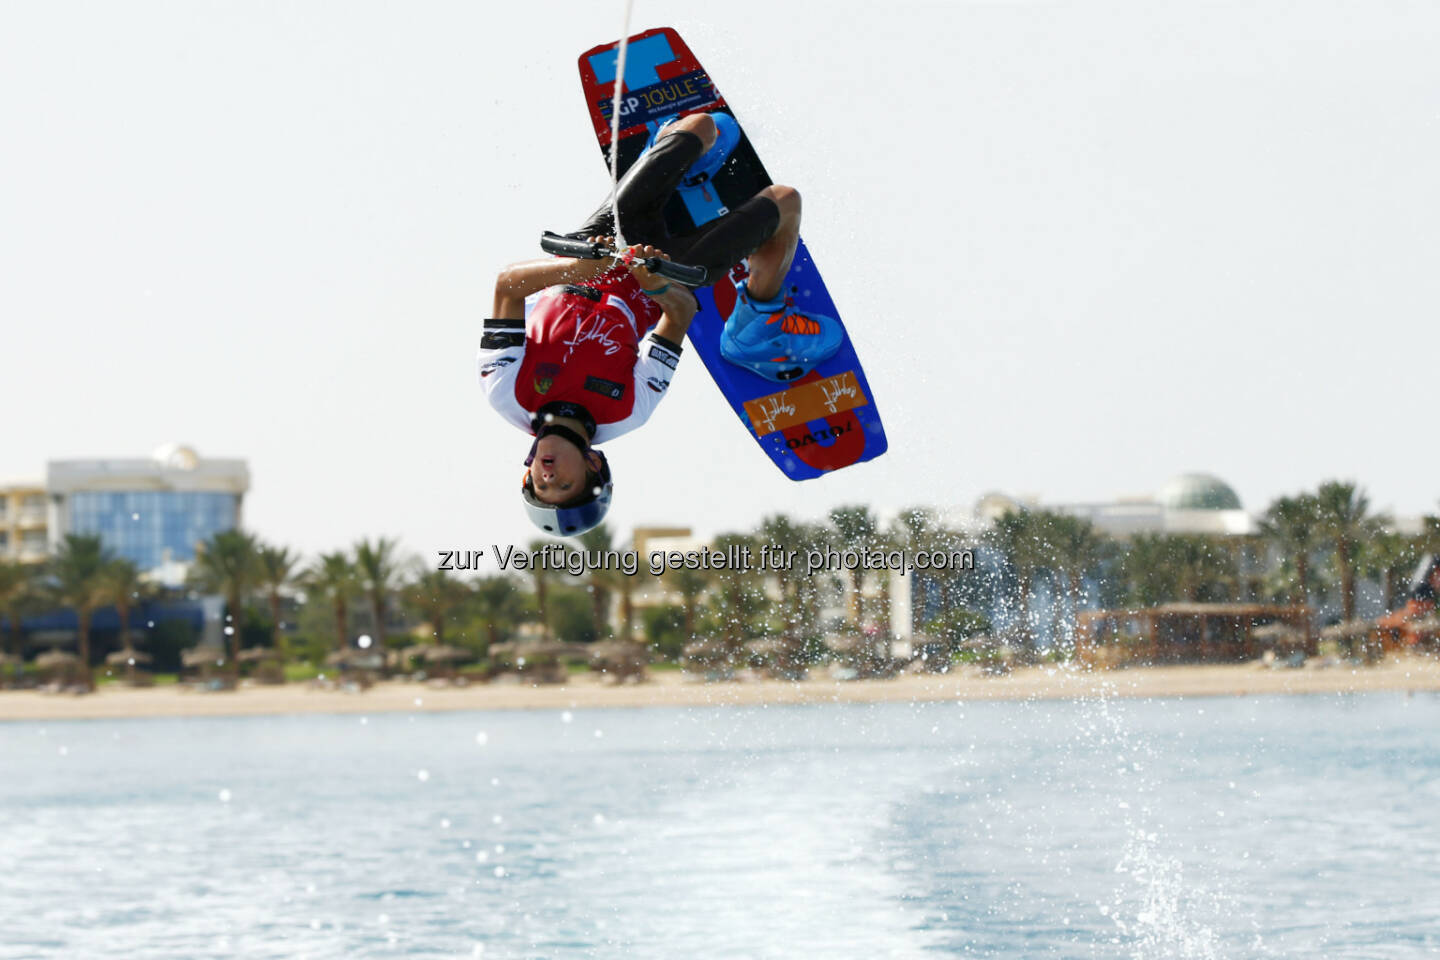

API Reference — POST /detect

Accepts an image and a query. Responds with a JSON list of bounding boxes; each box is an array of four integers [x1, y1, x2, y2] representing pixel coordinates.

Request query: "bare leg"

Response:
[[745, 185, 801, 300], [658, 112, 717, 151]]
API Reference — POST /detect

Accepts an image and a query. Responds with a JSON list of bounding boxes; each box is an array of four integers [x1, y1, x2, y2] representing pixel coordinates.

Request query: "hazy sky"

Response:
[[3, 1, 1436, 562]]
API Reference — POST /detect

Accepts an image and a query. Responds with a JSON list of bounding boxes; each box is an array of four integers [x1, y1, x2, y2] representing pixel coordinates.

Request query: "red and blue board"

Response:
[[577, 28, 887, 481]]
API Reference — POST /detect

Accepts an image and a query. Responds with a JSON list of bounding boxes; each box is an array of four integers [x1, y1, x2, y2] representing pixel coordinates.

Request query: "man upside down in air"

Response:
[[479, 111, 840, 536]]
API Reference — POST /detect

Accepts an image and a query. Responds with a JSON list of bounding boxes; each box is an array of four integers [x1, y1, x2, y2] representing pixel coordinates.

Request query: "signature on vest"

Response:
[[563, 315, 625, 360]]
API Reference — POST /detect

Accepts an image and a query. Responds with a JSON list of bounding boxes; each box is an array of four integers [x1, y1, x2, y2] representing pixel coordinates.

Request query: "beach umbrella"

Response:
[[588, 639, 650, 666], [325, 648, 385, 669], [588, 640, 650, 681], [744, 638, 786, 658], [517, 639, 588, 660], [182, 646, 226, 668], [1320, 619, 1372, 642], [35, 650, 79, 669], [422, 645, 473, 664], [1251, 622, 1303, 644], [682, 638, 730, 663], [105, 649, 153, 666], [236, 647, 278, 663], [1408, 615, 1440, 636]]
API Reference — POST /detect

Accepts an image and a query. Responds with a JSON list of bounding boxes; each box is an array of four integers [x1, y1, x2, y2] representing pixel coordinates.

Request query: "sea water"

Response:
[[2, 693, 1438, 959]]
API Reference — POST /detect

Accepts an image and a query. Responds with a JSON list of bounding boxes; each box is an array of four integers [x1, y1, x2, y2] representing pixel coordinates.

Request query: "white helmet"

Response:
[[520, 449, 612, 537]]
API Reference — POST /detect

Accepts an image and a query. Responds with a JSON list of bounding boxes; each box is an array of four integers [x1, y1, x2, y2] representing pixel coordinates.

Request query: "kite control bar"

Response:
[[541, 231, 708, 286]]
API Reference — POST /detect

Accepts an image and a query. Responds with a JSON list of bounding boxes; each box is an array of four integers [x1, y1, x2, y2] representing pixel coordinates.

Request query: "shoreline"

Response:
[[3, 656, 1439, 722]]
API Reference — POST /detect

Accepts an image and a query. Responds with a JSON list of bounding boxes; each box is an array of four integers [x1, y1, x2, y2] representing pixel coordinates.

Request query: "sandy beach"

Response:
[[3, 656, 1439, 722]]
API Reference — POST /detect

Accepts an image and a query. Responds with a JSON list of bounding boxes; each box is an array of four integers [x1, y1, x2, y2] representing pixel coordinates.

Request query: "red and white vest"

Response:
[[478, 266, 682, 442]]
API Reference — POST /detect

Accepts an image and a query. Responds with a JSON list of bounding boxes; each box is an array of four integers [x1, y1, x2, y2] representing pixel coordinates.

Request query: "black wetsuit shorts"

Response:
[[573, 130, 780, 287]]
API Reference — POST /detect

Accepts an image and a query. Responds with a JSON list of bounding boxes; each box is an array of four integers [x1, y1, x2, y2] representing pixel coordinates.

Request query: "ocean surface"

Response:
[[2, 691, 1438, 959]]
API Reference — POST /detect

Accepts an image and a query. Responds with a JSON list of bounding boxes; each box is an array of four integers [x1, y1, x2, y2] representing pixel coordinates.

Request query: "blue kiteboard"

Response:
[[577, 28, 888, 480]]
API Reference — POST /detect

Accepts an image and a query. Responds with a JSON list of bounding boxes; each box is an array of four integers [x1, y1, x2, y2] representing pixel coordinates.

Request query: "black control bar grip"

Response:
[[541, 231, 708, 286]]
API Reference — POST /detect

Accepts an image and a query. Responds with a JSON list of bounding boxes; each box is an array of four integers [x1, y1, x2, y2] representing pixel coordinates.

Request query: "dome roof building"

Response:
[[1157, 473, 1243, 512]]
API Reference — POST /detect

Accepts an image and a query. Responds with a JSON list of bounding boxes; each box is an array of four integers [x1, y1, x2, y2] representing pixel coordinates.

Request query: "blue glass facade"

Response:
[[68, 491, 239, 570]]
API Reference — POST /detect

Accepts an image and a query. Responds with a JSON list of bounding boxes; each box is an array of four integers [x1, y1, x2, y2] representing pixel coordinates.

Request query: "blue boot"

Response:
[[720, 281, 844, 383]]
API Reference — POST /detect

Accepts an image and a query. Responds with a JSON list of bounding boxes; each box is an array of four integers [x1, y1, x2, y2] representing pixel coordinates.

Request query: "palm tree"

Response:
[[986, 509, 1046, 645], [256, 543, 299, 660], [307, 552, 358, 652], [1171, 535, 1237, 602], [403, 568, 472, 645], [51, 535, 115, 691], [99, 558, 145, 656], [759, 513, 804, 657], [615, 562, 641, 644], [665, 565, 710, 647], [795, 520, 839, 656], [712, 531, 759, 658], [576, 524, 619, 641], [526, 538, 558, 641], [1314, 481, 1383, 623], [1122, 533, 1181, 606], [829, 505, 877, 628], [190, 530, 259, 684], [1361, 531, 1421, 613], [353, 537, 402, 655], [472, 574, 527, 656], [1116, 533, 1233, 606], [1259, 494, 1324, 606], [1044, 513, 1106, 645], [0, 560, 34, 660]]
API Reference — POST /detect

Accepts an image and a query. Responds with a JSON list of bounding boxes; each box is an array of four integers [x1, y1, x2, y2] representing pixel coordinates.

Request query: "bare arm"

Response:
[[492, 256, 613, 319], [625, 245, 700, 343]]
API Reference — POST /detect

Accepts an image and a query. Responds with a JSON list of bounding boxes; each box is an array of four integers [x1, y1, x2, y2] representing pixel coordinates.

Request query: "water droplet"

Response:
[[219, 788, 232, 802], [223, 626, 235, 636], [58, 746, 69, 757], [440, 818, 451, 829], [561, 711, 573, 723], [593, 729, 604, 739], [414, 697, 424, 707], [475, 850, 489, 863], [358, 634, 373, 649], [475, 731, 488, 746], [491, 814, 502, 824], [131, 512, 140, 521], [378, 913, 389, 924], [492, 866, 505, 878], [593, 813, 606, 824], [417, 770, 430, 782]]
